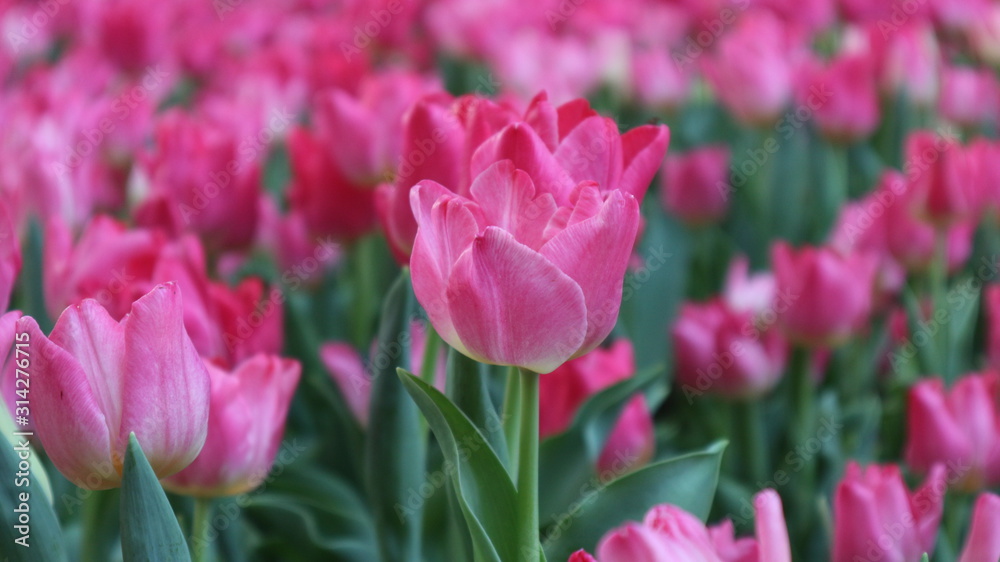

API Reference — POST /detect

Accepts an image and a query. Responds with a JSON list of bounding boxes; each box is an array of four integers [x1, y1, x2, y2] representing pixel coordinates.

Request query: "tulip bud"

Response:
[[958, 493, 1000, 562], [661, 146, 731, 225]]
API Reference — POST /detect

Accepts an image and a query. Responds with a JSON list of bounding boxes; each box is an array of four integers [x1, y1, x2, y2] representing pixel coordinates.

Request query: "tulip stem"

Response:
[[191, 497, 213, 562], [516, 367, 540, 562], [503, 366, 522, 478], [931, 228, 952, 382], [787, 346, 816, 538], [419, 325, 442, 387], [734, 399, 767, 485]]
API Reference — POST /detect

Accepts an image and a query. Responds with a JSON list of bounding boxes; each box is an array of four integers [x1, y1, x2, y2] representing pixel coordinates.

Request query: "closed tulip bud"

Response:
[[661, 146, 731, 225], [673, 300, 787, 400], [904, 130, 979, 227], [410, 160, 640, 373], [958, 493, 1000, 562], [163, 354, 300, 497], [799, 52, 880, 143], [771, 242, 877, 346], [939, 66, 999, 128], [833, 462, 946, 562], [17, 283, 210, 489], [905, 373, 1000, 491]]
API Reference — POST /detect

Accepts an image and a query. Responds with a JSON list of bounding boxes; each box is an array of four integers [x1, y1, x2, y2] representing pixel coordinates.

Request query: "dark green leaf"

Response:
[[120, 433, 190, 562]]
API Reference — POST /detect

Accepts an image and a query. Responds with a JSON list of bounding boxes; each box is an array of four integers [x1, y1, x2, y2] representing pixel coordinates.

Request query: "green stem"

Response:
[[788, 346, 816, 537], [503, 366, 522, 479], [822, 141, 849, 238], [419, 325, 442, 387], [516, 368, 540, 562], [734, 400, 767, 486], [931, 228, 952, 382], [191, 497, 213, 562]]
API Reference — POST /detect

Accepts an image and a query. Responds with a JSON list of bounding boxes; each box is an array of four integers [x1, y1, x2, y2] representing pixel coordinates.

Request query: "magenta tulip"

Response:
[[571, 489, 790, 562], [661, 146, 731, 225], [958, 493, 1000, 562], [832, 462, 946, 562], [904, 130, 979, 227], [771, 241, 877, 346], [905, 373, 1000, 491], [410, 160, 640, 373], [163, 354, 300, 497], [798, 52, 880, 142], [18, 283, 210, 489], [0, 203, 19, 313]]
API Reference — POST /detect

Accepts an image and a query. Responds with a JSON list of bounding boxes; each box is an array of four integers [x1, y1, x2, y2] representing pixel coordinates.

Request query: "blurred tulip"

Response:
[[869, 22, 939, 107], [661, 146, 730, 225], [700, 12, 797, 126], [958, 493, 1000, 562], [163, 354, 300, 497], [314, 70, 439, 185], [539, 340, 653, 476], [904, 130, 979, 227], [833, 462, 946, 562], [0, 310, 23, 426], [287, 126, 378, 241], [17, 283, 210, 489], [410, 160, 640, 373], [572, 489, 790, 561], [939, 66, 999, 128], [771, 241, 877, 346], [971, 4, 1000, 66], [905, 373, 1000, 491], [134, 109, 262, 250], [0, 203, 20, 312], [799, 52, 880, 142]]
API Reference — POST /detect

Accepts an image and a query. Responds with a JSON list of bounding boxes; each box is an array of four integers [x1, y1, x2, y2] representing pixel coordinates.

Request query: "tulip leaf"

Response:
[[0, 432, 66, 561], [446, 347, 508, 468], [398, 368, 520, 562], [541, 441, 727, 562], [120, 433, 190, 562], [538, 364, 662, 522], [365, 270, 426, 562]]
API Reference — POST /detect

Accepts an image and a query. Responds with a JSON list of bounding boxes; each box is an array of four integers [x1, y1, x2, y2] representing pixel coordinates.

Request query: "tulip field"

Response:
[[6, 0, 1000, 561]]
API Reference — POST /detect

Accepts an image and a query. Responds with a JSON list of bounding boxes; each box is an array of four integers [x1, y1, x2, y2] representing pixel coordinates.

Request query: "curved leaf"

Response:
[[120, 433, 190, 562]]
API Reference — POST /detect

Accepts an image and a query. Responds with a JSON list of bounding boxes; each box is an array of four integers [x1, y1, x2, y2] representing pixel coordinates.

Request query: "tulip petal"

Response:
[[18, 316, 115, 489], [540, 191, 639, 355], [470, 123, 575, 203], [620, 125, 670, 201], [320, 342, 371, 426], [410, 183, 480, 346], [469, 161, 557, 250], [119, 283, 210, 478], [754, 489, 792, 562], [958, 493, 1000, 562], [446, 227, 586, 373], [554, 116, 623, 192], [47, 300, 126, 446]]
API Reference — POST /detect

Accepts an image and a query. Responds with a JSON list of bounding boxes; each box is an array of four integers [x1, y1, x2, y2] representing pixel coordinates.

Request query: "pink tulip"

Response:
[[869, 22, 940, 107], [134, 108, 261, 250], [314, 70, 439, 186], [832, 462, 946, 562], [673, 298, 787, 401], [723, 256, 777, 316], [0, 203, 20, 312], [771, 241, 877, 346], [287, 126, 378, 241], [630, 46, 691, 111], [929, 0, 991, 32], [410, 160, 640, 373], [939, 66, 999, 128], [958, 493, 1000, 562], [1, 310, 24, 425], [572, 489, 790, 561], [971, 5, 1000, 66], [162, 354, 300, 497], [905, 374, 1000, 491], [378, 92, 667, 262], [538, 340, 654, 476], [17, 283, 210, 489], [661, 146, 731, 225], [700, 12, 798, 126], [798, 52, 880, 142], [904, 130, 979, 227]]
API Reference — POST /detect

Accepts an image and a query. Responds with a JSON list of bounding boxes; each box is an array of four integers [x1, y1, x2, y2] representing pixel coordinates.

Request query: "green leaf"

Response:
[[446, 347, 508, 468], [542, 441, 727, 562], [398, 369, 519, 562], [120, 433, 190, 562], [365, 270, 426, 562], [538, 365, 662, 521], [0, 431, 66, 561]]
